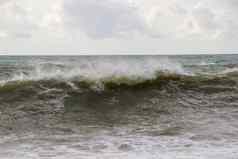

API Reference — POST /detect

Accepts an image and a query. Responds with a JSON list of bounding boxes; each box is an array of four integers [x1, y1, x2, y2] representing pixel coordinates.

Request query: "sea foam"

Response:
[[1, 57, 187, 85]]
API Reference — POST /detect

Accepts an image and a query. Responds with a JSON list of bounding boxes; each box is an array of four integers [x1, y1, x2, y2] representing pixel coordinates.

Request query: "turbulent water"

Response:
[[1, 55, 238, 159]]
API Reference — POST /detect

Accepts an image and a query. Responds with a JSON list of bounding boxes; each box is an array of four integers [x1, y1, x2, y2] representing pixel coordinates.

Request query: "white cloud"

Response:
[[0, 1, 36, 38], [0, 0, 64, 39], [61, 0, 238, 40], [1, 0, 238, 54], [63, 0, 145, 38], [1, 0, 238, 40], [133, 0, 238, 39]]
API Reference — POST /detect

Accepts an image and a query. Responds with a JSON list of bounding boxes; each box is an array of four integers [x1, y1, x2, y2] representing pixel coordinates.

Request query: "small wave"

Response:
[[197, 61, 216, 66], [219, 67, 238, 75]]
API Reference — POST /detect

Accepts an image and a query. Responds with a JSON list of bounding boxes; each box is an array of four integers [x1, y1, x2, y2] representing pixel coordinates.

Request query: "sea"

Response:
[[0, 55, 238, 159]]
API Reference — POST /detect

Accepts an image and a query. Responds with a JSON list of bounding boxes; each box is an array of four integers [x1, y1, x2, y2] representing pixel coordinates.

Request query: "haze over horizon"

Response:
[[0, 0, 238, 55]]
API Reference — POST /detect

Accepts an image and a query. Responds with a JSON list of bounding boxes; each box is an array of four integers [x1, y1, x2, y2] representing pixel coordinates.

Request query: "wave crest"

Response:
[[0, 57, 187, 85]]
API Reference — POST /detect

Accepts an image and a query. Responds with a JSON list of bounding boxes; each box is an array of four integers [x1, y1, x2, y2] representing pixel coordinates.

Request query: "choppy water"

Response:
[[1, 55, 238, 159]]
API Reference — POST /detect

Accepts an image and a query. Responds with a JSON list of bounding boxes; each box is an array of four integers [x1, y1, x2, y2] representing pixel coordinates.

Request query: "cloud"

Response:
[[62, 0, 238, 40], [0, 0, 11, 5], [0, 0, 63, 39], [63, 0, 145, 38], [0, 1, 36, 38], [1, 0, 238, 54], [1, 0, 238, 40]]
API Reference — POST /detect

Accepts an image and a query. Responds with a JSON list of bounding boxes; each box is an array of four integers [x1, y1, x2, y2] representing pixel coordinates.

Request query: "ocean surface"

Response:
[[0, 55, 238, 159]]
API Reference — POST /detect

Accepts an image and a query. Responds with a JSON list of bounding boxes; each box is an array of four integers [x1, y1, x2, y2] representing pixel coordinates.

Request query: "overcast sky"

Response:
[[0, 0, 237, 55]]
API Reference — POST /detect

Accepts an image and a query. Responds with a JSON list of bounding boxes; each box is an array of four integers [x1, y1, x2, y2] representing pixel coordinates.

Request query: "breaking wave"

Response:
[[1, 56, 238, 105], [1, 56, 238, 92], [0, 57, 187, 85], [1, 56, 238, 159]]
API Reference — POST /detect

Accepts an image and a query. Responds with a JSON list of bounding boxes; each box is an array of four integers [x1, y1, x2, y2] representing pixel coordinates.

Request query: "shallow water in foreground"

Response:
[[1, 55, 238, 159]]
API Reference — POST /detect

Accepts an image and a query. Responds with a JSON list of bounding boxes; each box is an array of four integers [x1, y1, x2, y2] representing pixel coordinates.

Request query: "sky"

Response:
[[0, 0, 238, 55]]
